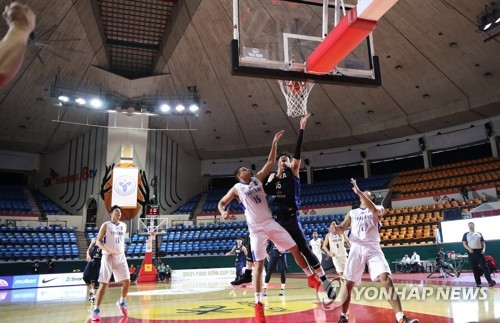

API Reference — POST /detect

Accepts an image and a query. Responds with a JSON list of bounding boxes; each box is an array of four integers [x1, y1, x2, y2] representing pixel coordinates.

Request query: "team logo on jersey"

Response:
[[113, 175, 136, 196]]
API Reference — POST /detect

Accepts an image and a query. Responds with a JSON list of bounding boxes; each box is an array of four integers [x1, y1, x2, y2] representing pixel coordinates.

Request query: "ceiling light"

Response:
[[483, 23, 492, 30], [58, 95, 69, 102], [75, 98, 86, 105], [160, 104, 170, 112], [189, 104, 199, 112], [175, 104, 185, 112], [90, 98, 102, 108]]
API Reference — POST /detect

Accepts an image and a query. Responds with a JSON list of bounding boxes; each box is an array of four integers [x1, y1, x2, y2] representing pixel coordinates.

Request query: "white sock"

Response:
[[302, 267, 313, 276], [341, 312, 348, 318], [396, 312, 404, 321], [255, 292, 262, 303], [263, 283, 268, 289], [246, 265, 253, 270], [315, 267, 326, 277], [281, 283, 285, 289], [120, 297, 126, 303]]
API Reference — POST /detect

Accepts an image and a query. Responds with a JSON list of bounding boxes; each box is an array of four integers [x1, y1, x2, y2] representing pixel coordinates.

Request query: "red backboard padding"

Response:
[[306, 8, 377, 74]]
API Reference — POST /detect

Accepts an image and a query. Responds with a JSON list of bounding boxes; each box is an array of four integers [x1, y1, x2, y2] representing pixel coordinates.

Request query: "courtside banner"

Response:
[[12, 275, 38, 289], [0, 276, 13, 290], [171, 268, 236, 281], [38, 273, 85, 288], [111, 167, 139, 208]]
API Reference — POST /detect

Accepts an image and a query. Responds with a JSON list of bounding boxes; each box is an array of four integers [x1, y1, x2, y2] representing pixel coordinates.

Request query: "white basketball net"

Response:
[[278, 80, 315, 117]]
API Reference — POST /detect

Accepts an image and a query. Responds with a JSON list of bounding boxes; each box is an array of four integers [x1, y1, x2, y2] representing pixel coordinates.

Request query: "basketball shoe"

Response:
[[116, 300, 128, 316], [278, 289, 285, 296], [91, 308, 101, 321], [255, 301, 265, 323], [338, 314, 348, 323], [397, 316, 419, 323], [231, 269, 252, 285], [307, 275, 321, 290], [262, 288, 267, 296]]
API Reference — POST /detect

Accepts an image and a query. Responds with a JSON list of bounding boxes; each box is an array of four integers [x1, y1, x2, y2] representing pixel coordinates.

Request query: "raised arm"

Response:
[[256, 130, 284, 182], [218, 187, 238, 220], [290, 113, 311, 177], [0, 2, 36, 88], [351, 178, 384, 219]]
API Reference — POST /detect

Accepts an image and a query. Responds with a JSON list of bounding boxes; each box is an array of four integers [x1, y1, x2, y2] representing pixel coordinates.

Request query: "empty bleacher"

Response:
[[380, 199, 485, 246], [32, 190, 70, 216], [173, 194, 201, 215], [0, 185, 33, 214], [0, 225, 79, 262], [392, 157, 500, 197]]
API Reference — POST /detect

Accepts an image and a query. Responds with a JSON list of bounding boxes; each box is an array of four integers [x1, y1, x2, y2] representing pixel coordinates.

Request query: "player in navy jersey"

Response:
[[264, 113, 332, 291], [263, 240, 287, 296], [226, 237, 248, 282], [83, 237, 103, 303]]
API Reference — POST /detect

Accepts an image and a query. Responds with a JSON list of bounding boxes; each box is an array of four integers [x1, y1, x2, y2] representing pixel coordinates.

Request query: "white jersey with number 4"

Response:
[[327, 233, 347, 257], [348, 207, 384, 244], [234, 177, 273, 226]]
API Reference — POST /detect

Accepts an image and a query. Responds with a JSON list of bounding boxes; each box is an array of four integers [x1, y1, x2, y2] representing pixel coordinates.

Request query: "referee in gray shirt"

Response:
[[462, 222, 496, 287]]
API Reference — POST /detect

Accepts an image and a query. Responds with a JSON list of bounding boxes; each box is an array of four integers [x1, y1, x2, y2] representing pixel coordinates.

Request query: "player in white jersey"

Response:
[[323, 222, 350, 276], [309, 231, 324, 264], [218, 130, 330, 323], [91, 205, 130, 321], [333, 179, 419, 323]]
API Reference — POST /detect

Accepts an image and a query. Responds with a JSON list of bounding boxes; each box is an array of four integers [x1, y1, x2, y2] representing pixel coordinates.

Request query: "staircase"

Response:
[[76, 231, 88, 260], [24, 189, 41, 216], [193, 193, 208, 216]]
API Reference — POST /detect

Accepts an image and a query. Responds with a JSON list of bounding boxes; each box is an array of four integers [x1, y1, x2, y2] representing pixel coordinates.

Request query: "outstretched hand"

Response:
[[3, 2, 35, 33], [300, 113, 311, 130], [351, 178, 362, 195], [273, 130, 285, 144]]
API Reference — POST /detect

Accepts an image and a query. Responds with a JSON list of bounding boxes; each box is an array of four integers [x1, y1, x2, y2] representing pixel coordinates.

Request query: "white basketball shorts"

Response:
[[98, 253, 130, 284], [343, 243, 391, 285], [249, 219, 296, 262]]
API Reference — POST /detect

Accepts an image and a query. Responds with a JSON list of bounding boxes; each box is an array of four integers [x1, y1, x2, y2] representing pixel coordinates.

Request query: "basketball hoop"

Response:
[[278, 80, 315, 117]]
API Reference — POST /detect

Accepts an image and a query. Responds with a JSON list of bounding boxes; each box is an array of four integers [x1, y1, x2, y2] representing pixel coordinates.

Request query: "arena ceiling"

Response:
[[0, 0, 499, 160]]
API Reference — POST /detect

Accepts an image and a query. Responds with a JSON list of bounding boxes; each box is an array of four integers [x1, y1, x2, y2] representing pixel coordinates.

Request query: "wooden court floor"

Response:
[[0, 272, 498, 323]]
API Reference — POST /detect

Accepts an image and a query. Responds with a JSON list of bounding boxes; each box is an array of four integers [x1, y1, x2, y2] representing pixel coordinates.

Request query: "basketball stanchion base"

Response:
[[138, 231, 158, 282]]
